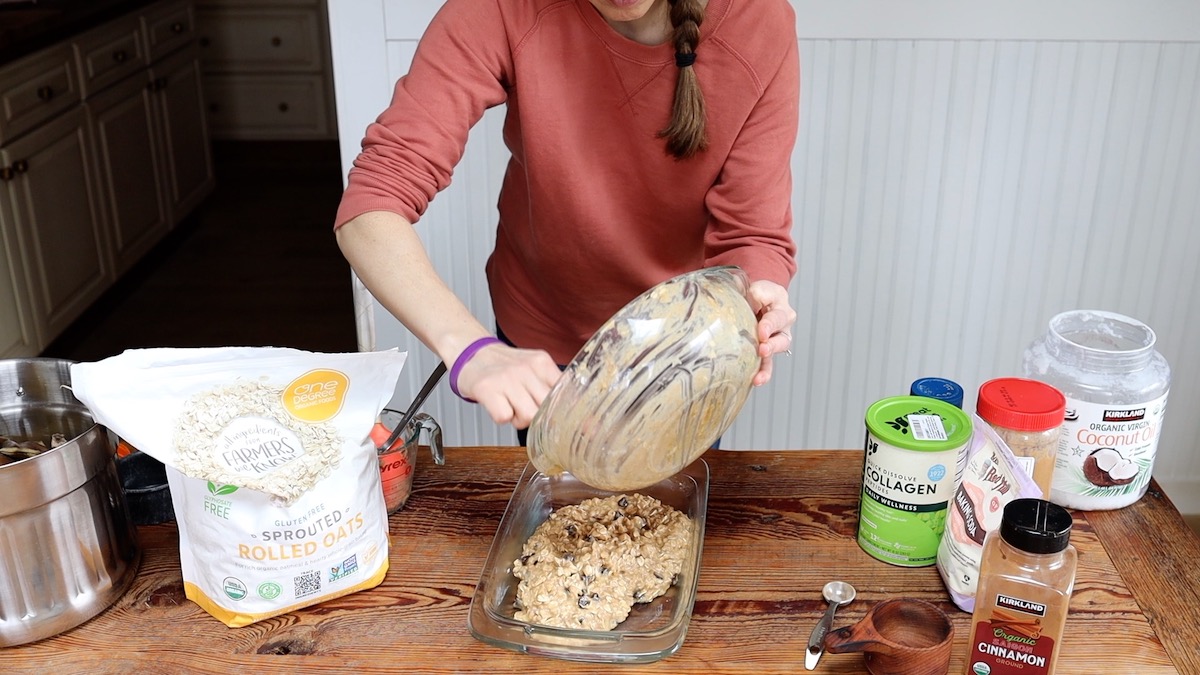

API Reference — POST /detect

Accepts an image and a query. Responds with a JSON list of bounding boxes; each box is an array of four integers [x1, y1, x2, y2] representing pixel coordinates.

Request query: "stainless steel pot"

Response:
[[0, 358, 140, 647]]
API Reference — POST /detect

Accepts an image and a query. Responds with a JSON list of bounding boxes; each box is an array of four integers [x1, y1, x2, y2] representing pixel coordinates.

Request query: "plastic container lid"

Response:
[[909, 377, 965, 408], [1000, 498, 1073, 554], [865, 396, 973, 453], [976, 377, 1066, 432]]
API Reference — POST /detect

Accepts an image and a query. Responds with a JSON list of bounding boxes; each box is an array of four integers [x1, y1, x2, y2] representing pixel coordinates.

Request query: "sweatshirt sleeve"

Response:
[[702, 15, 800, 288], [334, 0, 512, 228]]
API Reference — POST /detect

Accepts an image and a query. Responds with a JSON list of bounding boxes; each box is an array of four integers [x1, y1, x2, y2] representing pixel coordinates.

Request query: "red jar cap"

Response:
[[976, 378, 1067, 431]]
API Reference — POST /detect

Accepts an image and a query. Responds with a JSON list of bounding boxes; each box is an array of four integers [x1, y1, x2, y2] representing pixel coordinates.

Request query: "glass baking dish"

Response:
[[468, 459, 709, 663]]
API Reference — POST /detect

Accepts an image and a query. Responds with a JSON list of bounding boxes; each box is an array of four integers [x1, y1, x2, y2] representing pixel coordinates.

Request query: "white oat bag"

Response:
[[70, 347, 406, 627]]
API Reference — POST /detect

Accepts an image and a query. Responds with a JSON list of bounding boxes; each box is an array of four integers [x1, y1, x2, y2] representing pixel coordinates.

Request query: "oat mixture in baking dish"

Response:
[[512, 493, 693, 631]]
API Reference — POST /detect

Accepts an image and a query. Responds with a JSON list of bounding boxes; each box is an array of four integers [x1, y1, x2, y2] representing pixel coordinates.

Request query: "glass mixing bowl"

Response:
[[526, 266, 760, 491]]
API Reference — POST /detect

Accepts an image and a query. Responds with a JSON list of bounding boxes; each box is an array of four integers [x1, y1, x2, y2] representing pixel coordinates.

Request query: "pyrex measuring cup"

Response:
[[375, 408, 445, 513]]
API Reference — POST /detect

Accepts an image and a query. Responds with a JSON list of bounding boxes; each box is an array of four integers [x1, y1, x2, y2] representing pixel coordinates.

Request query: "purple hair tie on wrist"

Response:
[[450, 336, 503, 402]]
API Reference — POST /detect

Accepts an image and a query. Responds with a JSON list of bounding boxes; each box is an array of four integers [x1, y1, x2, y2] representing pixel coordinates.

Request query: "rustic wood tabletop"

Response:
[[2, 447, 1197, 674]]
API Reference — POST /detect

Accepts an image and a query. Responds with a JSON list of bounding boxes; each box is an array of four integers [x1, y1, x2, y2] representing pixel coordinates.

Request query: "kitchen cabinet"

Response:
[[0, 0, 213, 356], [148, 44, 213, 225], [0, 106, 111, 345], [195, 0, 335, 139], [87, 65, 168, 276], [0, 44, 79, 147], [0, 204, 37, 359], [87, 1, 213, 276]]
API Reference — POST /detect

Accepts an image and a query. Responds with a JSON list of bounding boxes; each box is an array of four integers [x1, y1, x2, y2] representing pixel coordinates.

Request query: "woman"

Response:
[[335, 0, 800, 434]]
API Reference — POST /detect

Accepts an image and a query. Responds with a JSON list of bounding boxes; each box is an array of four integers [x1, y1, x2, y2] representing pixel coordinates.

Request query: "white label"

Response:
[[1051, 392, 1168, 506], [1013, 455, 1036, 482], [909, 414, 948, 441]]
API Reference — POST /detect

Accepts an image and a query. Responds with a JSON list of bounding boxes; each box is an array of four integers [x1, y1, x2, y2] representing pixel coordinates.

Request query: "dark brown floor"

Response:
[[41, 140, 358, 362]]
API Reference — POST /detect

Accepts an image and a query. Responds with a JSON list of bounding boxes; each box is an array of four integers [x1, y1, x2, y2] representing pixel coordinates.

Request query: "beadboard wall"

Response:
[[326, 1, 1200, 515]]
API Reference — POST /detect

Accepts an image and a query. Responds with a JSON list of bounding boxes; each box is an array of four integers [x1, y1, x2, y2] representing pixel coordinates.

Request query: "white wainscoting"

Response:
[[327, 1, 1200, 514]]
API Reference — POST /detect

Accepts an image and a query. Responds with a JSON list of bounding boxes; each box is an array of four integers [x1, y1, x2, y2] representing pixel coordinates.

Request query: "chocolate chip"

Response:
[[618, 496, 629, 508], [578, 595, 591, 608]]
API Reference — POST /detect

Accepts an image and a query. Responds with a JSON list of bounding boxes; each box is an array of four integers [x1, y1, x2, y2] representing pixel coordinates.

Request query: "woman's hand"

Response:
[[454, 342, 563, 429], [747, 279, 796, 386]]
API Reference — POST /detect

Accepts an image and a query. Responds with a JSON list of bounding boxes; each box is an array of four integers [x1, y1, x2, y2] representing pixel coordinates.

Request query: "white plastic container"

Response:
[[1022, 310, 1170, 510]]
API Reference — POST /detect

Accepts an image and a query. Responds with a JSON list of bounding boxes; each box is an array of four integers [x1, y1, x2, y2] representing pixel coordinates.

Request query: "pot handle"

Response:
[[823, 623, 897, 657]]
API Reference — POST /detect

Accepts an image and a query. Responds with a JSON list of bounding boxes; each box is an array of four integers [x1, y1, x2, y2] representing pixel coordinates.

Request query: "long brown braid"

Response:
[[659, 0, 707, 159]]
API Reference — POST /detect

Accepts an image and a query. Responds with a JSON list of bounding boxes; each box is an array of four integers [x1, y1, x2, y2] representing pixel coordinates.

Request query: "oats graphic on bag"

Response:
[[174, 380, 342, 504]]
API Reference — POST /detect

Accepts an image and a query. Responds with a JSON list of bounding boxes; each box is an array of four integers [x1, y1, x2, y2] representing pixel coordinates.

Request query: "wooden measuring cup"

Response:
[[822, 599, 954, 675]]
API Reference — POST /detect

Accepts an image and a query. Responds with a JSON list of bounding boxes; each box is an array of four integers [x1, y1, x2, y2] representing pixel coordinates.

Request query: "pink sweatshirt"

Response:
[[336, 0, 799, 364]]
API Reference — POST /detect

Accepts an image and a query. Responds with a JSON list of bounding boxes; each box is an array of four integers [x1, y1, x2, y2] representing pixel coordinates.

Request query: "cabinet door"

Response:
[[151, 47, 214, 222], [0, 106, 112, 343], [88, 72, 169, 276], [143, 0, 199, 64], [0, 198, 39, 357]]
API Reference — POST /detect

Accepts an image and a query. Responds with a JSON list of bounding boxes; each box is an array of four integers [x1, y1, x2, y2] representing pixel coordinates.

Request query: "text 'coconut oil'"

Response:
[[1022, 310, 1170, 510]]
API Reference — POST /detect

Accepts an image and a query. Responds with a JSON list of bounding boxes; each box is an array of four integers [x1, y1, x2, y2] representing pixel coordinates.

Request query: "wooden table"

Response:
[[3, 448, 1198, 674]]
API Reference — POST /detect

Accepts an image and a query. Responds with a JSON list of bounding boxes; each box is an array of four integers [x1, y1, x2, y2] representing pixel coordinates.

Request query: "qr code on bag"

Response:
[[295, 570, 321, 599]]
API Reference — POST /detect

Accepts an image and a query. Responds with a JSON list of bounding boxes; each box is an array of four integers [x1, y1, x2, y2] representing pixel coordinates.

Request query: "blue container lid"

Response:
[[909, 377, 965, 409]]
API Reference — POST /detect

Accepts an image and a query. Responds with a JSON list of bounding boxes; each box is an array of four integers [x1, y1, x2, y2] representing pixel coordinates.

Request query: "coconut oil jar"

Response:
[[1022, 310, 1171, 510]]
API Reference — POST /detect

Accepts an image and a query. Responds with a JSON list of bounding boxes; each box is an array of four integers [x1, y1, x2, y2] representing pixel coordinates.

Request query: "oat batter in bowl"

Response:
[[512, 493, 693, 631]]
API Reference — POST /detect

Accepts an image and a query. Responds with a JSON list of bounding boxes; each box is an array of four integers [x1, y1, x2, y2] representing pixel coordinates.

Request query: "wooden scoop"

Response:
[[823, 598, 954, 675]]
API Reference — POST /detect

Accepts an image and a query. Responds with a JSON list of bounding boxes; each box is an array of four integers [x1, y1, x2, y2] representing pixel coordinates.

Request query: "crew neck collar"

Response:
[[574, 0, 732, 64]]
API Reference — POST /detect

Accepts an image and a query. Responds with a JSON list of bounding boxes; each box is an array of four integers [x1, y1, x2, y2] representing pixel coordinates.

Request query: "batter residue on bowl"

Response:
[[512, 493, 693, 631]]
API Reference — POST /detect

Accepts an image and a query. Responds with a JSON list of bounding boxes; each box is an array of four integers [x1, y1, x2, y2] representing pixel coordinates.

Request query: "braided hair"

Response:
[[659, 0, 708, 159]]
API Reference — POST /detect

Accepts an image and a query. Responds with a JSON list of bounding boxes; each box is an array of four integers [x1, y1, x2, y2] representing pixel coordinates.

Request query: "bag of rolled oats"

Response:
[[70, 347, 406, 627]]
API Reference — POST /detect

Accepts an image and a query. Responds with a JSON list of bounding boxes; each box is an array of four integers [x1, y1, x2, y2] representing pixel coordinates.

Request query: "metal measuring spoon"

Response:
[[805, 581, 857, 670]]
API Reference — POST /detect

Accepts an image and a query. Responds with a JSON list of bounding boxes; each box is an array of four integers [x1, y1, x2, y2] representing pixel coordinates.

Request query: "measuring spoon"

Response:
[[805, 580, 857, 670]]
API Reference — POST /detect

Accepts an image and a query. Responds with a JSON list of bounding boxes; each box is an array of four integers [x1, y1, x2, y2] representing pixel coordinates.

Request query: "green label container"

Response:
[[858, 396, 973, 567]]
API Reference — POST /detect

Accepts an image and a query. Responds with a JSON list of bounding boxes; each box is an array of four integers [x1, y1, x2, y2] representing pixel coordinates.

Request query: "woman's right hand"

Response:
[[337, 212, 560, 430], [453, 341, 562, 429]]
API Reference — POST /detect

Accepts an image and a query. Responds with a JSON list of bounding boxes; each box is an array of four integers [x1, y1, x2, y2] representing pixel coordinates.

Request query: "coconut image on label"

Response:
[[1082, 448, 1138, 487]]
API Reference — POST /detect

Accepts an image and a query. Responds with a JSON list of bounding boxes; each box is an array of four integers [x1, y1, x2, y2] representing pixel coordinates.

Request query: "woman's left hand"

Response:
[[747, 279, 796, 386]]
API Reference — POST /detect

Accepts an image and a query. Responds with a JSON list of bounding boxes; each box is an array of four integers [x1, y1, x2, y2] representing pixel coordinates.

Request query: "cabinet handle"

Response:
[[209, 103, 220, 113], [171, 22, 185, 34], [0, 161, 30, 181], [146, 77, 168, 92], [199, 36, 210, 47], [271, 36, 282, 47], [113, 49, 129, 63], [36, 85, 54, 102], [278, 102, 289, 113]]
